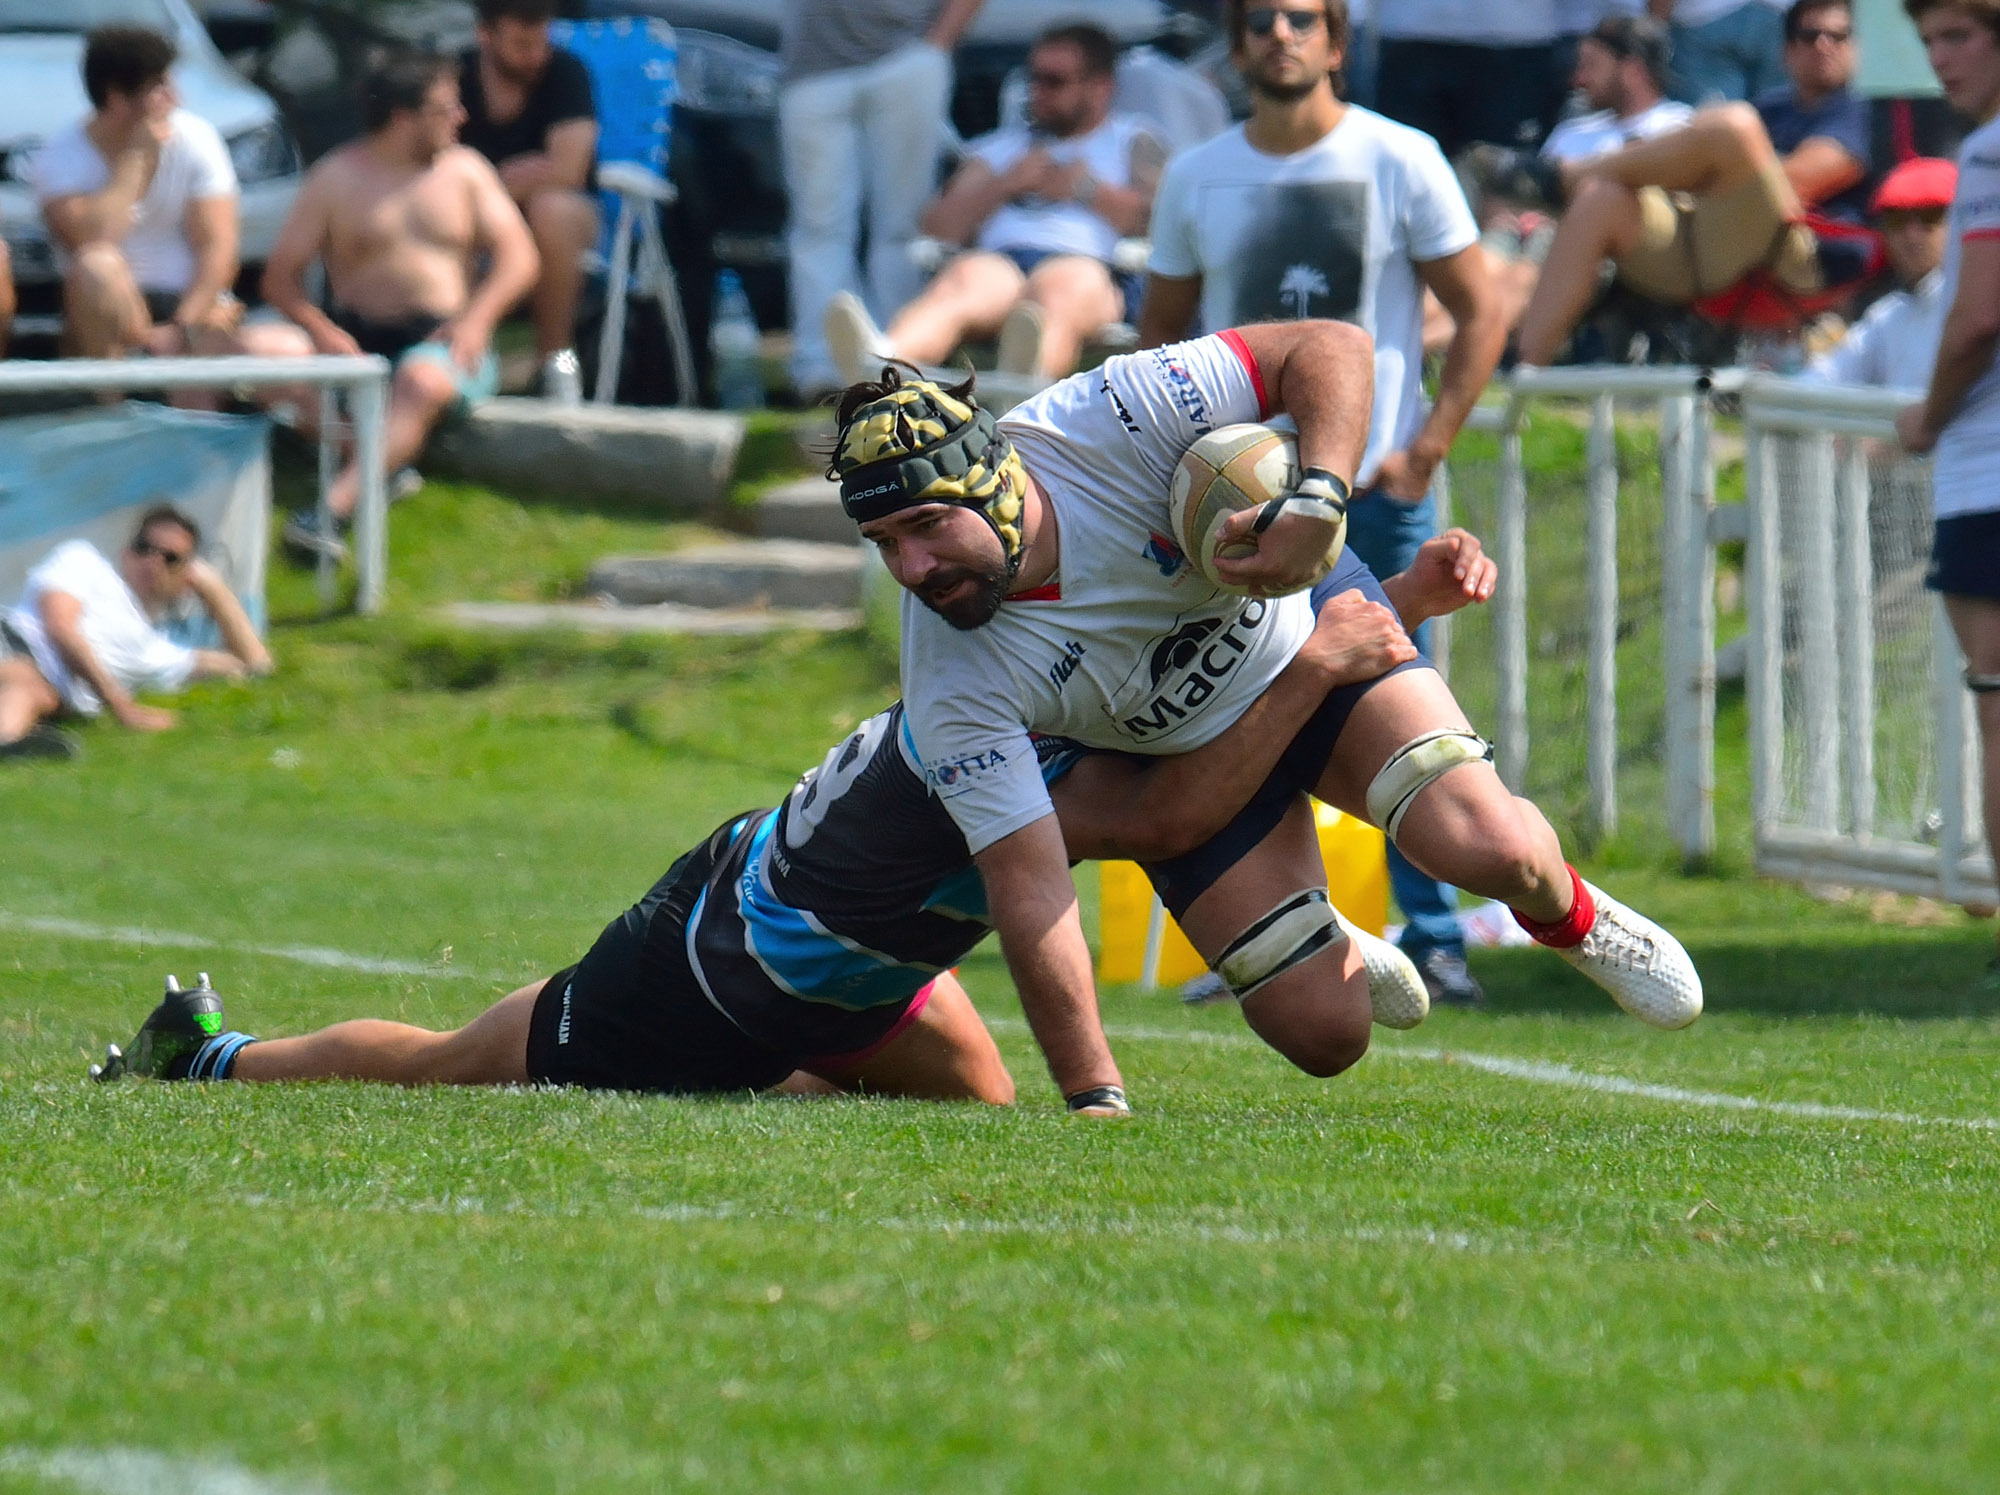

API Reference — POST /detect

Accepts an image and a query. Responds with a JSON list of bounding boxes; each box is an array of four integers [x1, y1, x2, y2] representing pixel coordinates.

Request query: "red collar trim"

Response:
[[1008, 581, 1063, 602]]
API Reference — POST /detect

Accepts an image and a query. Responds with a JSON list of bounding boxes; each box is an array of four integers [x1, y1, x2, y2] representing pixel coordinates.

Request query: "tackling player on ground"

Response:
[[87, 543, 1494, 1106], [836, 322, 1702, 1110]]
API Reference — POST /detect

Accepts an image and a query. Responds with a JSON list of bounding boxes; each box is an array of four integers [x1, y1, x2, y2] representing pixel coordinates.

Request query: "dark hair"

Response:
[[360, 52, 458, 133], [1225, 0, 1351, 56], [82, 26, 176, 109], [822, 362, 981, 476], [132, 504, 200, 552], [1785, 0, 1853, 42], [475, 0, 557, 24], [1904, 0, 2000, 39], [1033, 22, 1119, 80], [1587, 14, 1673, 90]]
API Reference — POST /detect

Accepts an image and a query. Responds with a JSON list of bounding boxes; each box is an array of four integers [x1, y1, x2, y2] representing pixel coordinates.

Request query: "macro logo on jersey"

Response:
[[1143, 530, 1188, 579], [1109, 598, 1270, 743], [1103, 374, 1141, 435]]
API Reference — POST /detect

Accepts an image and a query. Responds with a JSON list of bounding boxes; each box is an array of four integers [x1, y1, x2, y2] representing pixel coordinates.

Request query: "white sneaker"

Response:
[[540, 348, 583, 406], [824, 291, 893, 386], [1554, 881, 1703, 1029], [996, 300, 1046, 377], [1336, 911, 1430, 1029]]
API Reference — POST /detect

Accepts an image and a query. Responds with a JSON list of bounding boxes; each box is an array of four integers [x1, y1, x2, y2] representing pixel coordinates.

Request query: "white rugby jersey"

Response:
[[897, 333, 1319, 853], [1934, 113, 2000, 520]]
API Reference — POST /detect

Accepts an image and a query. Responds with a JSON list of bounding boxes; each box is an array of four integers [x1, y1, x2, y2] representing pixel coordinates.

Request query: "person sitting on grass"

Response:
[[86, 535, 1503, 1108], [0, 506, 272, 763], [260, 52, 539, 561]]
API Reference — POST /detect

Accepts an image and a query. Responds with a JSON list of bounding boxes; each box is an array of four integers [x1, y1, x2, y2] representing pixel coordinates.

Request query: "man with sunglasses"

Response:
[[0, 506, 270, 762], [1806, 156, 1953, 387], [1141, 0, 1511, 1011]]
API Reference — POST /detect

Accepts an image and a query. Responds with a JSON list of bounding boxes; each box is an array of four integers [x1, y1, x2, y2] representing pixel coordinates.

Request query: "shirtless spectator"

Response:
[[261, 53, 539, 560], [0, 225, 13, 358], [460, 0, 599, 401], [0, 506, 272, 763], [32, 26, 295, 375], [824, 24, 1164, 384]]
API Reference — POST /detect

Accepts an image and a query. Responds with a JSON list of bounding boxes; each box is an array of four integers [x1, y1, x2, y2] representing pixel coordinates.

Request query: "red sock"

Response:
[[1513, 865, 1595, 949]]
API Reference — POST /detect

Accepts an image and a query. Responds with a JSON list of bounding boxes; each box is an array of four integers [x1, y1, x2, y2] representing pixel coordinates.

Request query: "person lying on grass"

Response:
[[88, 533, 1495, 1113], [1, 505, 272, 764]]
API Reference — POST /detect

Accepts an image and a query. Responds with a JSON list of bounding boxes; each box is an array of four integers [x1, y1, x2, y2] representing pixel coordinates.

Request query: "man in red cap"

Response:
[[1807, 157, 1954, 387]]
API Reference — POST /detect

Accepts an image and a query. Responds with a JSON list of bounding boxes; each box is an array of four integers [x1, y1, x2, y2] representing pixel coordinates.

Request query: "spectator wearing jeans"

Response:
[[825, 24, 1164, 384], [1375, 0, 1563, 157], [1141, 0, 1510, 1008], [781, 0, 987, 400], [459, 0, 599, 400], [0, 507, 272, 763], [1653, 0, 1788, 103], [1806, 156, 1953, 387]]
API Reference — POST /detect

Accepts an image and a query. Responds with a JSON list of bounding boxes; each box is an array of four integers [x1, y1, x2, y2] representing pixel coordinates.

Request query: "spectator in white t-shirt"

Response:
[[1544, 15, 1694, 162], [1806, 156, 1953, 388], [0, 507, 273, 762], [1141, 0, 1510, 1009], [30, 27, 280, 367], [824, 24, 1166, 384]]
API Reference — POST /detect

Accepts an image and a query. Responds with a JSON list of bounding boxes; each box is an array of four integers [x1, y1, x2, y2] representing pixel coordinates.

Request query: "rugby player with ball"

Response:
[[837, 321, 1701, 1114]]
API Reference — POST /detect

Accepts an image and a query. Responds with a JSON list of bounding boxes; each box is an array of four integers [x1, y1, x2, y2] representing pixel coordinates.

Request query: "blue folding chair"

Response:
[[550, 17, 697, 405]]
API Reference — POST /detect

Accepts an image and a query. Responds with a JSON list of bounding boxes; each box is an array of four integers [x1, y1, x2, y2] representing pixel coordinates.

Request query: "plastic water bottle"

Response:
[[712, 269, 765, 409]]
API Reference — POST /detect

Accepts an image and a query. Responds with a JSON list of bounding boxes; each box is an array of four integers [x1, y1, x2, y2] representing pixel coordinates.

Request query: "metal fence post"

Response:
[[1685, 389, 1718, 859], [351, 373, 390, 616], [1496, 408, 1530, 793], [1935, 599, 1975, 906], [316, 385, 340, 616], [1795, 433, 1842, 832], [1745, 424, 1783, 833], [1586, 392, 1619, 838], [1836, 440, 1875, 838], [1431, 456, 1452, 684]]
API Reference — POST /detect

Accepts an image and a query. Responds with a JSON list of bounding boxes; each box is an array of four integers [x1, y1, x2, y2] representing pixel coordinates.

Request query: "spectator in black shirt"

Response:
[[461, 0, 599, 400]]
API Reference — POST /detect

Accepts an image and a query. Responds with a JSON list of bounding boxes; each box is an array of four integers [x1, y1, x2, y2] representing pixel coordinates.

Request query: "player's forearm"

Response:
[[1920, 313, 2000, 438], [1415, 294, 1507, 470], [1270, 322, 1375, 487], [926, 0, 984, 50], [1000, 900, 1123, 1099]]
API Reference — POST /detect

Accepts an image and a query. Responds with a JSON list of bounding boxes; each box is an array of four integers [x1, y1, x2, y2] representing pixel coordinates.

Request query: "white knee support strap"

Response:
[[1215, 888, 1346, 1000], [1365, 729, 1494, 841]]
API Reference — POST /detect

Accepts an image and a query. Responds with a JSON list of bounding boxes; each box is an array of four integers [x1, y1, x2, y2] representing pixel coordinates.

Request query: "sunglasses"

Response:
[[1245, 7, 1325, 38], [1794, 25, 1852, 44], [1881, 207, 1947, 228], [1028, 69, 1084, 88], [131, 538, 191, 568]]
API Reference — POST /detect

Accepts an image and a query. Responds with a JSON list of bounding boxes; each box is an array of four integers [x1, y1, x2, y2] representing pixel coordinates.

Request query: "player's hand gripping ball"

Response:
[[1170, 424, 1347, 595]]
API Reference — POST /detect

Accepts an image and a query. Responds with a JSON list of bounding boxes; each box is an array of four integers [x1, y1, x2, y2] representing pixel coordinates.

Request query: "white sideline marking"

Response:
[[997, 1020, 2000, 1132], [0, 911, 495, 981], [0, 1447, 328, 1495], [18, 912, 1995, 1132]]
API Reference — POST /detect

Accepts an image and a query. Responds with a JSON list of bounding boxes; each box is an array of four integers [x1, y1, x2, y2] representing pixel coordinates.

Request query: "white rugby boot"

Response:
[[1335, 910, 1430, 1030], [1553, 881, 1703, 1029]]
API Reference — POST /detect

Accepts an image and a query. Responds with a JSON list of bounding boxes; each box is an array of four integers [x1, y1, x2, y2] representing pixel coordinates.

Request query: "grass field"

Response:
[[4, 456, 2000, 1494]]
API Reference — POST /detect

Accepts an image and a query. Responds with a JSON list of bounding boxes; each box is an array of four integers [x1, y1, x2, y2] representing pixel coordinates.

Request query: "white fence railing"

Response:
[[1740, 375, 1993, 905], [1440, 365, 1741, 863], [0, 355, 392, 614]]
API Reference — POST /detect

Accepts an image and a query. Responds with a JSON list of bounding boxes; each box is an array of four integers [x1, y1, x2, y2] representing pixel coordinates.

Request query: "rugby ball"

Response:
[[1169, 423, 1346, 595]]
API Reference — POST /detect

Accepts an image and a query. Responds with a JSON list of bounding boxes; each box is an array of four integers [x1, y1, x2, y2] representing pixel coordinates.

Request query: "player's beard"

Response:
[[919, 561, 1010, 631]]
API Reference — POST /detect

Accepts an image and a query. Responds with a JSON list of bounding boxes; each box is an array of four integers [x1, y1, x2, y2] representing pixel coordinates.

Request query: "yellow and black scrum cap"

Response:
[[834, 378, 1028, 566]]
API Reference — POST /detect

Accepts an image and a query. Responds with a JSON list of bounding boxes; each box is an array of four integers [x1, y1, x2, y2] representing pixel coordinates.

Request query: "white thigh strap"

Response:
[[1215, 888, 1345, 1000], [1365, 729, 1494, 841]]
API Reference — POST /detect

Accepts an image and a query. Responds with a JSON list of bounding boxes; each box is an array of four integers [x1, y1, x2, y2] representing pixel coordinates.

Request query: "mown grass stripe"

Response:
[[0, 910, 493, 981]]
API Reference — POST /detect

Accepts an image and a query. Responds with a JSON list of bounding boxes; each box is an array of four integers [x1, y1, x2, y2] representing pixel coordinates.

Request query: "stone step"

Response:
[[425, 397, 745, 515], [441, 600, 858, 635], [588, 539, 861, 611], [750, 475, 853, 545]]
